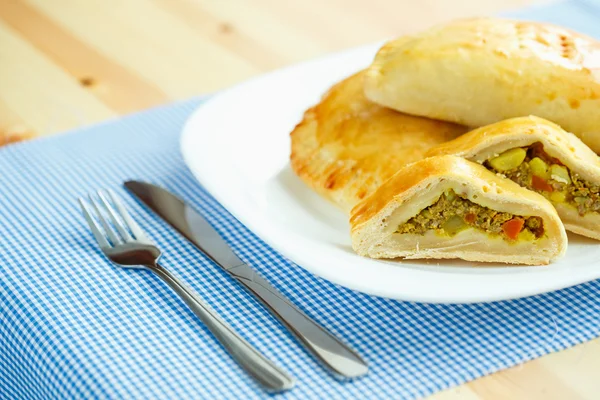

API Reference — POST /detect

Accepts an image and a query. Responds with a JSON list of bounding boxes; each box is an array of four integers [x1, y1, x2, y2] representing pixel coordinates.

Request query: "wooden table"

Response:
[[1, 0, 598, 398]]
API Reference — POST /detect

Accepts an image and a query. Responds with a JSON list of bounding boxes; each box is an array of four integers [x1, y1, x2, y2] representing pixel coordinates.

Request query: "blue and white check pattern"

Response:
[[3, 2, 600, 398]]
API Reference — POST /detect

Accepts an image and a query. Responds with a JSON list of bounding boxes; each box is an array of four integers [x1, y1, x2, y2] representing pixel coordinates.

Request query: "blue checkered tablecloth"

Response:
[[3, 2, 600, 399]]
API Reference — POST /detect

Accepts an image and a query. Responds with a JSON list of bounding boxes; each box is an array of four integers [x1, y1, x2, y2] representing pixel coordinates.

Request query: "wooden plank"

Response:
[[538, 339, 600, 398], [153, 0, 288, 71], [243, 0, 392, 48], [26, 0, 261, 96], [237, 0, 537, 48], [0, 20, 115, 136], [467, 359, 584, 399], [0, 0, 168, 114], [191, 0, 330, 63], [0, 99, 36, 145]]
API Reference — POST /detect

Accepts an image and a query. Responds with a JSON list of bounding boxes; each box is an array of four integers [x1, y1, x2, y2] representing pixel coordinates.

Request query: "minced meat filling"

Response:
[[396, 190, 544, 240], [485, 142, 600, 216]]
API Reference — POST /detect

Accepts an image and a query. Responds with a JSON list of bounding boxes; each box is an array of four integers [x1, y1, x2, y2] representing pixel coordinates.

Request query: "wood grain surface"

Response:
[[2, 0, 599, 398]]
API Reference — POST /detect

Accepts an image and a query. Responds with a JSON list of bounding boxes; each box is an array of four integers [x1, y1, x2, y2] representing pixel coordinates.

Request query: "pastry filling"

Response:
[[396, 190, 544, 240], [485, 143, 600, 216]]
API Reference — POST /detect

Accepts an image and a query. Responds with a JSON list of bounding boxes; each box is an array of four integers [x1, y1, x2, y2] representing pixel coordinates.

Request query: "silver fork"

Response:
[[78, 189, 295, 392]]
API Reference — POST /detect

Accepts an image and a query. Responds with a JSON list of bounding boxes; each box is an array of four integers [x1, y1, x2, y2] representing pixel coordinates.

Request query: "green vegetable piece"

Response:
[[549, 164, 571, 184], [518, 229, 536, 241], [445, 190, 456, 201], [550, 191, 566, 203], [574, 197, 588, 205], [488, 148, 527, 171], [529, 157, 548, 178], [443, 215, 467, 236]]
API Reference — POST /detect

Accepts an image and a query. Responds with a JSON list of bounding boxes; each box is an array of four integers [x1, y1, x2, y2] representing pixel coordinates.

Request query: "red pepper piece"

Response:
[[532, 175, 553, 192], [502, 218, 525, 240]]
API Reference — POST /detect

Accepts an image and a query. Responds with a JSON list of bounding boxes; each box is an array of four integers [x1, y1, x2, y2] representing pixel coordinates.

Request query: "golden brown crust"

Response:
[[427, 115, 600, 170], [350, 154, 558, 228], [290, 70, 466, 212], [350, 156, 567, 265], [365, 17, 600, 153], [427, 116, 600, 239]]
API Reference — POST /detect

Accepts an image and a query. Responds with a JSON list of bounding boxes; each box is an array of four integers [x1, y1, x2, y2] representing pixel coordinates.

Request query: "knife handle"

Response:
[[228, 265, 368, 379], [151, 263, 295, 391]]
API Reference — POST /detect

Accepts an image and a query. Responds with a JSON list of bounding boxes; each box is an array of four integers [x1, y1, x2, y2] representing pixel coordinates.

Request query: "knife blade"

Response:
[[124, 180, 368, 379]]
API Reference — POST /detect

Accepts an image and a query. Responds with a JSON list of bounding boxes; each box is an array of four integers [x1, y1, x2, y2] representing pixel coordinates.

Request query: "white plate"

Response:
[[181, 44, 600, 303]]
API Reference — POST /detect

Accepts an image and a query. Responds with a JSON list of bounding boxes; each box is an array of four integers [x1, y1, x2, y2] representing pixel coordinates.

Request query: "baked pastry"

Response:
[[290, 70, 466, 212], [364, 18, 600, 153], [427, 116, 600, 239], [350, 155, 567, 265]]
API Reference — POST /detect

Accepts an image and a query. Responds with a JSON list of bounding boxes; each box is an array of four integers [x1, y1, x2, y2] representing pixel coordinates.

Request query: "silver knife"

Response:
[[124, 180, 368, 379]]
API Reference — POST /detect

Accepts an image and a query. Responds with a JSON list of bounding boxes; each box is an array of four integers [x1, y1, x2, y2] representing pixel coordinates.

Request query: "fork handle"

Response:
[[149, 263, 295, 392]]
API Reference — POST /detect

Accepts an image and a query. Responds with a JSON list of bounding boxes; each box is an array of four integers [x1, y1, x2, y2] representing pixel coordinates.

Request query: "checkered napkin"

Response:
[[3, 3, 600, 399]]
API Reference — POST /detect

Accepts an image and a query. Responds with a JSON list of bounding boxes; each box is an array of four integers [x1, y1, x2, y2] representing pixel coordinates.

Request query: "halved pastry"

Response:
[[427, 116, 600, 240], [364, 18, 600, 153], [290, 70, 466, 212], [350, 155, 567, 265]]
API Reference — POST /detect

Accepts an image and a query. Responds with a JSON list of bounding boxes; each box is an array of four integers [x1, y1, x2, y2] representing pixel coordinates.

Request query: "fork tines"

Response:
[[79, 189, 151, 249]]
